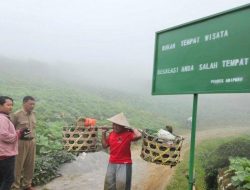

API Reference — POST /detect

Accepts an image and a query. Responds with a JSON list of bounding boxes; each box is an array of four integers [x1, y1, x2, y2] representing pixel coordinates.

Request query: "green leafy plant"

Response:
[[226, 157, 250, 189], [200, 137, 250, 190], [33, 150, 75, 186], [36, 121, 64, 154]]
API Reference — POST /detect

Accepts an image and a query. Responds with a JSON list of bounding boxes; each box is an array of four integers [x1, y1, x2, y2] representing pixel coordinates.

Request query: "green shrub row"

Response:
[[200, 136, 250, 190], [226, 157, 250, 189], [33, 151, 75, 186]]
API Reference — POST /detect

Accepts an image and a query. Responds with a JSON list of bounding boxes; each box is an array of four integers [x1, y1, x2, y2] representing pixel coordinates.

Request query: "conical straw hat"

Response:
[[107, 112, 130, 127]]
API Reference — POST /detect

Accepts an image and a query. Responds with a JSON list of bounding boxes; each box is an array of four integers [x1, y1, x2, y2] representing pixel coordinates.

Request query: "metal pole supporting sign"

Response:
[[188, 94, 198, 190]]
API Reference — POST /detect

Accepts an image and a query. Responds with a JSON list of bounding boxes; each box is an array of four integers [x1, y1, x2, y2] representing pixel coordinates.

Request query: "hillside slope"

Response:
[[1, 56, 250, 130]]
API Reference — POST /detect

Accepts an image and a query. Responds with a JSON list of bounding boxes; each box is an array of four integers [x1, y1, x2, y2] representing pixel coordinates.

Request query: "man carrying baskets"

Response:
[[101, 113, 142, 190]]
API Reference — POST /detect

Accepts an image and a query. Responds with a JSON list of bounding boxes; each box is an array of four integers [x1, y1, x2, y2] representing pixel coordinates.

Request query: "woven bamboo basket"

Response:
[[62, 118, 99, 152], [140, 129, 184, 166]]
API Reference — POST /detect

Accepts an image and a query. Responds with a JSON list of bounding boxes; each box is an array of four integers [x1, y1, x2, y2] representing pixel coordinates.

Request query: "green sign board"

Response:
[[152, 4, 250, 95]]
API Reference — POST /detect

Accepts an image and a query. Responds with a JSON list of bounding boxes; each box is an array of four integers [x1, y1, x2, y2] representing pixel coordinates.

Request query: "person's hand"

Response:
[[101, 126, 110, 134], [20, 128, 31, 139], [124, 127, 132, 132], [126, 127, 142, 133]]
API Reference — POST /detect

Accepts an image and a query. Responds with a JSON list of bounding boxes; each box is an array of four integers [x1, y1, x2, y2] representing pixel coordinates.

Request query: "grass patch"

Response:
[[166, 150, 206, 190]]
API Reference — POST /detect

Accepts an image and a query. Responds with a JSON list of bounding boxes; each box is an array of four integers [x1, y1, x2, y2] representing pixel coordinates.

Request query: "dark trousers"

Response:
[[0, 156, 15, 190]]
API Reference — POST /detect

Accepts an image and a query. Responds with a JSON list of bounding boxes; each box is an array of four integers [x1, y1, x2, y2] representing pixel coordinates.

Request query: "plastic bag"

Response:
[[157, 129, 176, 140]]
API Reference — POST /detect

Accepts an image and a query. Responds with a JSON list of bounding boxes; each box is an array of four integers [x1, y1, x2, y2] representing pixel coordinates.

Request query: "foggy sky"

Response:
[[0, 0, 249, 89]]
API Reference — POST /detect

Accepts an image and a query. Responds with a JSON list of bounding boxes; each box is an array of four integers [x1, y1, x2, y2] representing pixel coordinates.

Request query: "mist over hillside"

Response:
[[1, 56, 250, 130]]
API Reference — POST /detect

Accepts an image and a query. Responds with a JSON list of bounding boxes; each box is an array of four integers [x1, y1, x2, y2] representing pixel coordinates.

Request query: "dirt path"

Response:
[[37, 127, 250, 190]]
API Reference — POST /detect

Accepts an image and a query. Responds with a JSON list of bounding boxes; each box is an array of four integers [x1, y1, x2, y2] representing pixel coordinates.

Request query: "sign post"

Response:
[[188, 94, 198, 190], [152, 4, 250, 189]]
